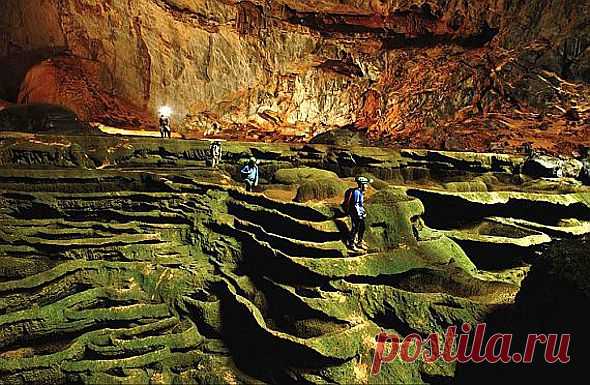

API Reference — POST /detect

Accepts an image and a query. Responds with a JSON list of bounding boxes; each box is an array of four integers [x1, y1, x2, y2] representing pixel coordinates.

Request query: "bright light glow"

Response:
[[159, 105, 173, 117]]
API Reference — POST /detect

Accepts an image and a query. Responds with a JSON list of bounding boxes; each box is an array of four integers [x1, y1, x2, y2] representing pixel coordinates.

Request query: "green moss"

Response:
[[274, 167, 339, 184], [2, 137, 561, 384], [294, 178, 348, 202], [367, 177, 390, 190], [474, 174, 501, 188], [365, 189, 424, 251], [443, 180, 488, 192]]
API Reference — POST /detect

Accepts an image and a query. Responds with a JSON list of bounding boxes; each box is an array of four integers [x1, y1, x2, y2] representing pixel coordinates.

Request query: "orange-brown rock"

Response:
[[0, 100, 10, 111], [17, 56, 156, 130], [0, 0, 589, 152]]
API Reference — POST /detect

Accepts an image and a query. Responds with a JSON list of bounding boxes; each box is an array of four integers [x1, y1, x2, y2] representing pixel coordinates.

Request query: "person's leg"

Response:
[[349, 215, 359, 248], [357, 219, 367, 249]]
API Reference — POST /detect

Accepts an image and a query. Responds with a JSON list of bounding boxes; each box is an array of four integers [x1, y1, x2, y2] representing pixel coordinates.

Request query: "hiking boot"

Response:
[[347, 242, 359, 252], [356, 241, 369, 251]]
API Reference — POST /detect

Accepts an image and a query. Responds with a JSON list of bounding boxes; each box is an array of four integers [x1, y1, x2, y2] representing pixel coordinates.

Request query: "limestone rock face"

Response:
[[1, 0, 589, 150], [17, 57, 156, 129]]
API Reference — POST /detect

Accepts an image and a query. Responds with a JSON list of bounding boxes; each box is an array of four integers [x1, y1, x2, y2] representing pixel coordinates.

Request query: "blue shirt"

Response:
[[241, 164, 259, 186], [352, 188, 366, 219]]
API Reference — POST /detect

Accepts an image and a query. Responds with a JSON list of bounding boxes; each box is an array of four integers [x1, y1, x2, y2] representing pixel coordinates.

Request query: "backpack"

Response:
[[341, 188, 356, 214]]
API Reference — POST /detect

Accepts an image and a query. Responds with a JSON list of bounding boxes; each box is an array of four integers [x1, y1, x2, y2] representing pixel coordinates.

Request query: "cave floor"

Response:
[[0, 132, 588, 384]]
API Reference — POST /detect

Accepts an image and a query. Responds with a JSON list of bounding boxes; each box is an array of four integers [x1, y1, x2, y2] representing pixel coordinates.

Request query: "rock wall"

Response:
[[1, 0, 589, 151], [17, 56, 156, 128]]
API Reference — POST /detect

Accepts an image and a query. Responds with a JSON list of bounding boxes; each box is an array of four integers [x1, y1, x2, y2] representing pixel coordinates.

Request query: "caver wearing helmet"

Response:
[[343, 176, 373, 252], [240, 157, 260, 192], [209, 140, 222, 168]]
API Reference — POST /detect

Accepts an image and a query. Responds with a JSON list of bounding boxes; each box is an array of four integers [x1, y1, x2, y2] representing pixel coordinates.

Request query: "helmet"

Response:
[[355, 176, 373, 185], [249, 157, 259, 165]]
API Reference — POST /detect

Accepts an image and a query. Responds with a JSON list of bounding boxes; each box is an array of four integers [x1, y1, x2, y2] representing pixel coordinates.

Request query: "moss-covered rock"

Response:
[[4, 134, 587, 384], [443, 180, 488, 192], [294, 177, 348, 202], [274, 167, 339, 184]]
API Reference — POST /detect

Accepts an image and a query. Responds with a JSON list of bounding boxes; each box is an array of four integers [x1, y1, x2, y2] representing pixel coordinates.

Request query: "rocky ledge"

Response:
[[0, 133, 588, 384]]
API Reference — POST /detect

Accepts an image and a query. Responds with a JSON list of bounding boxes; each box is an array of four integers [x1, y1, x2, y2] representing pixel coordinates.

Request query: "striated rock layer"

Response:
[[0, 133, 588, 383], [1, 0, 590, 149]]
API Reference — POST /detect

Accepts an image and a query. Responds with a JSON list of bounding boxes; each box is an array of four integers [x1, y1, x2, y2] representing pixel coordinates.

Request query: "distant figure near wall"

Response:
[[579, 146, 590, 185], [159, 114, 171, 138], [210, 140, 222, 168]]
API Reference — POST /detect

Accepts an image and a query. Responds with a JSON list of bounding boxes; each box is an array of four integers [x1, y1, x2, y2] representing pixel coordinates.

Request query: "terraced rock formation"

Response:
[[0, 133, 589, 383]]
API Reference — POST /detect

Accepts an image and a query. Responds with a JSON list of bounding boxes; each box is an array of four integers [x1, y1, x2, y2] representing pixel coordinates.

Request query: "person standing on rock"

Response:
[[241, 157, 259, 192], [159, 114, 171, 139], [578, 146, 590, 185], [210, 140, 222, 168], [343, 176, 372, 252]]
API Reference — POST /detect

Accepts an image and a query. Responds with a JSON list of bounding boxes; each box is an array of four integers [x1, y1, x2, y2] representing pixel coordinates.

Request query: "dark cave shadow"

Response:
[[454, 240, 590, 384], [0, 47, 68, 101]]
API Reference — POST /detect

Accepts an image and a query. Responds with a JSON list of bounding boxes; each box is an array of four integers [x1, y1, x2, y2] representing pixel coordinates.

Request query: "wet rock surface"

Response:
[[0, 132, 588, 383]]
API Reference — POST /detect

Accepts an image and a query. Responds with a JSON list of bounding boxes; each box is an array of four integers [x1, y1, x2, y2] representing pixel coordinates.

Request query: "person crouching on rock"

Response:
[[159, 114, 171, 138], [342, 176, 372, 252], [241, 157, 259, 192]]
